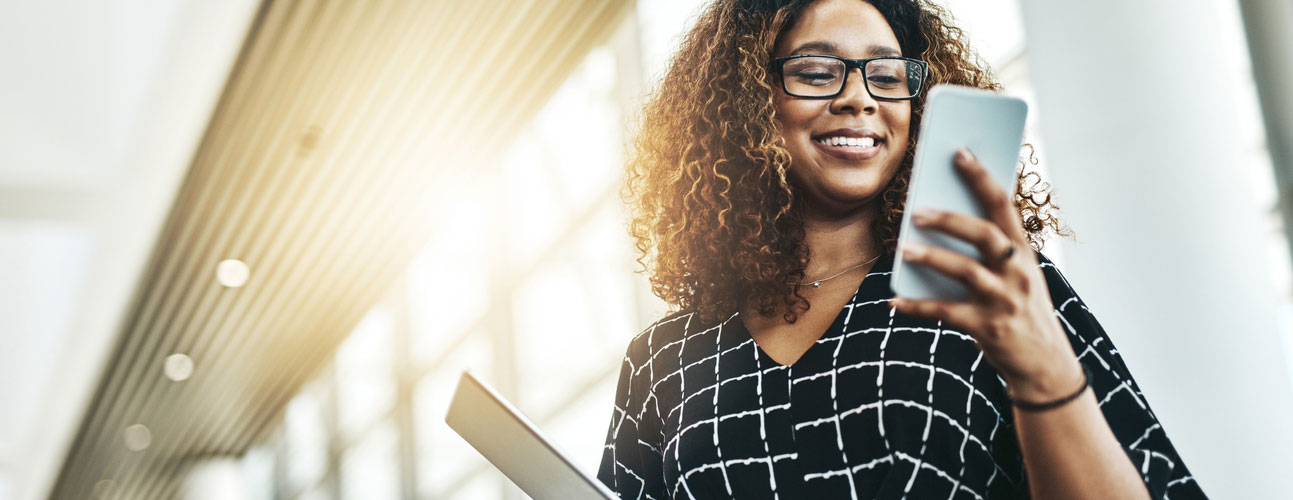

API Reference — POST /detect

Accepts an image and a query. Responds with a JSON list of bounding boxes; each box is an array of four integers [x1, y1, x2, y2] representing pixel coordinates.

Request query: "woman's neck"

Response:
[[800, 201, 882, 278]]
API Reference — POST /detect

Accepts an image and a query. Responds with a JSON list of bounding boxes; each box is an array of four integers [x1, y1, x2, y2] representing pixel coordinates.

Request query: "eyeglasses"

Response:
[[770, 54, 929, 100]]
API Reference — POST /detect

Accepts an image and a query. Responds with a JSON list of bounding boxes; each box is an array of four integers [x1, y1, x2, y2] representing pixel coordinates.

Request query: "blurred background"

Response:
[[1, 0, 1290, 498]]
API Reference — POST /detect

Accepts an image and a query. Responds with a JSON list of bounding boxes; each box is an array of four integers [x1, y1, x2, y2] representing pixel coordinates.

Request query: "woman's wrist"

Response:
[[1005, 357, 1087, 409]]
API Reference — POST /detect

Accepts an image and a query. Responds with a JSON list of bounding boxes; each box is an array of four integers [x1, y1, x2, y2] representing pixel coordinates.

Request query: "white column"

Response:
[[1017, 0, 1293, 497]]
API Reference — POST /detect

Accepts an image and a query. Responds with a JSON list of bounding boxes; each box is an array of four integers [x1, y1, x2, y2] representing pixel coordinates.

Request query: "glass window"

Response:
[[531, 47, 622, 210], [512, 203, 636, 417], [443, 470, 505, 500], [540, 372, 619, 473], [500, 133, 567, 262], [412, 331, 493, 498], [501, 47, 624, 265], [340, 420, 400, 500], [283, 381, 328, 492], [334, 306, 397, 439], [295, 484, 332, 500], [408, 178, 491, 368], [239, 445, 275, 500]]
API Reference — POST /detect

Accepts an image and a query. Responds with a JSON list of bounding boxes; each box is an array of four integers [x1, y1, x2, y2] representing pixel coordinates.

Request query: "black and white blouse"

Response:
[[597, 251, 1208, 499]]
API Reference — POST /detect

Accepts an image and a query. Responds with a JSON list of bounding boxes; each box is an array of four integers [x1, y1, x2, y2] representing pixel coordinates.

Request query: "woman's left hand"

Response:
[[891, 148, 1083, 402]]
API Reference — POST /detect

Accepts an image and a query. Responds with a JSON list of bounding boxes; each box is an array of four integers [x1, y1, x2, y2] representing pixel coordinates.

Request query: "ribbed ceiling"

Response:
[[50, 0, 632, 497]]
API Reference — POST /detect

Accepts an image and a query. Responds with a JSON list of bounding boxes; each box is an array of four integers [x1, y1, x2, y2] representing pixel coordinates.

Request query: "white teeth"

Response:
[[816, 136, 877, 148]]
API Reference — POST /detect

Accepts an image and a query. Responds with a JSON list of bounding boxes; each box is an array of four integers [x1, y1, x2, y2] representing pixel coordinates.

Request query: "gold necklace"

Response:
[[788, 254, 881, 287]]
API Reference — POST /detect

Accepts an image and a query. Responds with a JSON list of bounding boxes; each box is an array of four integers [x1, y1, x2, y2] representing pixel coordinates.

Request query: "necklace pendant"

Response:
[[811, 281, 822, 287]]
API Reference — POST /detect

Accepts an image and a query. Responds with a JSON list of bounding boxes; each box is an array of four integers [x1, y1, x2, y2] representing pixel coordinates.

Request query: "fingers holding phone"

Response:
[[891, 84, 1030, 302]]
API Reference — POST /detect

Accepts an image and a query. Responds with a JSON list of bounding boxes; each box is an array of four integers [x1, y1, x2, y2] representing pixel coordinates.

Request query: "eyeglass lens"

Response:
[[782, 57, 922, 98]]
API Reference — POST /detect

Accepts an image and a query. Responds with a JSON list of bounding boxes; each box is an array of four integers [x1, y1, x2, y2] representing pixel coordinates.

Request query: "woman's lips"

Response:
[[813, 139, 883, 161]]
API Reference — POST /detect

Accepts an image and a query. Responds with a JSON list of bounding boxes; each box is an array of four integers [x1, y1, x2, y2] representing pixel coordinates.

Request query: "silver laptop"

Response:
[[445, 370, 618, 500]]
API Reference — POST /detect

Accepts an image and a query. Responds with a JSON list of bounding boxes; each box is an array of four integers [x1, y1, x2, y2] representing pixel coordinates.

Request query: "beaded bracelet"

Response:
[[1006, 362, 1092, 412]]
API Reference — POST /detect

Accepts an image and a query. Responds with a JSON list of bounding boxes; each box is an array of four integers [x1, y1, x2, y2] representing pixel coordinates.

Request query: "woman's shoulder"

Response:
[[622, 308, 731, 362], [1031, 248, 1082, 303], [1032, 248, 1060, 271], [624, 310, 694, 358]]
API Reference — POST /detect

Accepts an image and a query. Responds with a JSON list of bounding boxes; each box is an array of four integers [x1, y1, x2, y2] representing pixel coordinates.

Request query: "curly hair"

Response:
[[623, 0, 1071, 325]]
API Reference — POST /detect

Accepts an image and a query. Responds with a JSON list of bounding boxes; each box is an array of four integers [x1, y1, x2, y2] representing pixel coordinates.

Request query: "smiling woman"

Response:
[[770, 2, 917, 221], [599, 0, 1209, 499], [622, 0, 1062, 328]]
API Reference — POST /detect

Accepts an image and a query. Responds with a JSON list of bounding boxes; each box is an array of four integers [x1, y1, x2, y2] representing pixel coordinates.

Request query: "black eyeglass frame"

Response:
[[769, 54, 930, 101]]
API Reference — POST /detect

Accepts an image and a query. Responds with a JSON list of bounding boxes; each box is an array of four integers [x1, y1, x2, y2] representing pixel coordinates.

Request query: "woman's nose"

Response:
[[830, 68, 878, 114]]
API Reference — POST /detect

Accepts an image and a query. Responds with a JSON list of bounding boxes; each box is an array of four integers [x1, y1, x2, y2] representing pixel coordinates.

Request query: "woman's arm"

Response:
[[598, 333, 668, 500], [892, 149, 1206, 499], [1009, 359, 1150, 500]]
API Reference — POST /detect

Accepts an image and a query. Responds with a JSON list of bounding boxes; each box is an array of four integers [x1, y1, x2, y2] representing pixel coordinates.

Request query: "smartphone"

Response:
[[891, 84, 1029, 302]]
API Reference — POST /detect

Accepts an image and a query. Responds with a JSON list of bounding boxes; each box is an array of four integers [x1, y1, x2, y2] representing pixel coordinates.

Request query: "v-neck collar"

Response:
[[734, 253, 896, 368]]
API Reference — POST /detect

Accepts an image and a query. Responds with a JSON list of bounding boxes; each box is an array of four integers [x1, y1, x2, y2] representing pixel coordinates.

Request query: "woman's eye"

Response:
[[792, 72, 837, 85], [867, 75, 902, 87]]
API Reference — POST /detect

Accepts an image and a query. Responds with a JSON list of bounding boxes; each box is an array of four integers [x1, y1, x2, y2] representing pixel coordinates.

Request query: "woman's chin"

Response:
[[801, 187, 881, 217], [825, 181, 884, 201]]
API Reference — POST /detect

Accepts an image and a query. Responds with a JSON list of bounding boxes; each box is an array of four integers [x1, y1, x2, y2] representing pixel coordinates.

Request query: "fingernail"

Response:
[[912, 209, 934, 224], [902, 243, 925, 258]]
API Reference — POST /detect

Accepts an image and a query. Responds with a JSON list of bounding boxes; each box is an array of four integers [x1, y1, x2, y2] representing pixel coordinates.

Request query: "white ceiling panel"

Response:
[[0, 222, 94, 454], [0, 0, 184, 190]]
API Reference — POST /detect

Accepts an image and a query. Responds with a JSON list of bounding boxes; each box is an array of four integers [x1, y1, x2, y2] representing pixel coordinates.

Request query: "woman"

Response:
[[597, 0, 1208, 498]]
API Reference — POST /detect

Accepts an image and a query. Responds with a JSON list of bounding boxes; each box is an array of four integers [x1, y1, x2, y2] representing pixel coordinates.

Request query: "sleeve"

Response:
[[597, 342, 668, 499], [1035, 251, 1210, 499]]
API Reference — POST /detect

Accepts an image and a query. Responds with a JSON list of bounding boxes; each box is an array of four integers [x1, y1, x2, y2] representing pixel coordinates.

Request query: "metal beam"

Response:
[[1239, 0, 1293, 267]]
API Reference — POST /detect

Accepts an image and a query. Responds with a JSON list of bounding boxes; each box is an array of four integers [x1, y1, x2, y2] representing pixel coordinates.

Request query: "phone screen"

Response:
[[891, 84, 1029, 301]]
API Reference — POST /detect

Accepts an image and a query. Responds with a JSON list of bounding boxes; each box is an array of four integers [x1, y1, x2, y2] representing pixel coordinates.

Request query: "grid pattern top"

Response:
[[597, 251, 1209, 499]]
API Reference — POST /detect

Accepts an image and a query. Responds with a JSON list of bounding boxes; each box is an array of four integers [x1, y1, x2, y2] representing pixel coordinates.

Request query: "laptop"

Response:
[[444, 370, 618, 500]]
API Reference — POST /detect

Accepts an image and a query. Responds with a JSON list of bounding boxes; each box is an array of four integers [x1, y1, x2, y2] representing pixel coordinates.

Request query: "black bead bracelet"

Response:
[[1006, 362, 1092, 412]]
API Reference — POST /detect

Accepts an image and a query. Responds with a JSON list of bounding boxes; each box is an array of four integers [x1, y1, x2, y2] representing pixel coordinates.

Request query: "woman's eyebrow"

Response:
[[790, 41, 838, 54], [869, 45, 903, 57], [790, 41, 902, 57]]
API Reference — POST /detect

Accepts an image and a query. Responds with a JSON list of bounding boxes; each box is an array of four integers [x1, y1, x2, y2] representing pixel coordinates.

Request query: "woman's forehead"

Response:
[[775, 0, 901, 57], [785, 40, 902, 58]]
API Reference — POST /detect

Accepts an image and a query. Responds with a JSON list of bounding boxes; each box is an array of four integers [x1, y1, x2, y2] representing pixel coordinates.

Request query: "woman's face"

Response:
[[773, 0, 912, 218]]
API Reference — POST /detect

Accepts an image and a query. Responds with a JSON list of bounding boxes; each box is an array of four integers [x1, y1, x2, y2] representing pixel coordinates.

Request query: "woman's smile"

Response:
[[811, 129, 886, 161]]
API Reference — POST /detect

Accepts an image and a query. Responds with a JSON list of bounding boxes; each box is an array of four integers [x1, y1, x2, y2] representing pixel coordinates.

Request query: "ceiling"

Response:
[[0, 0, 631, 498], [0, 1, 262, 499]]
